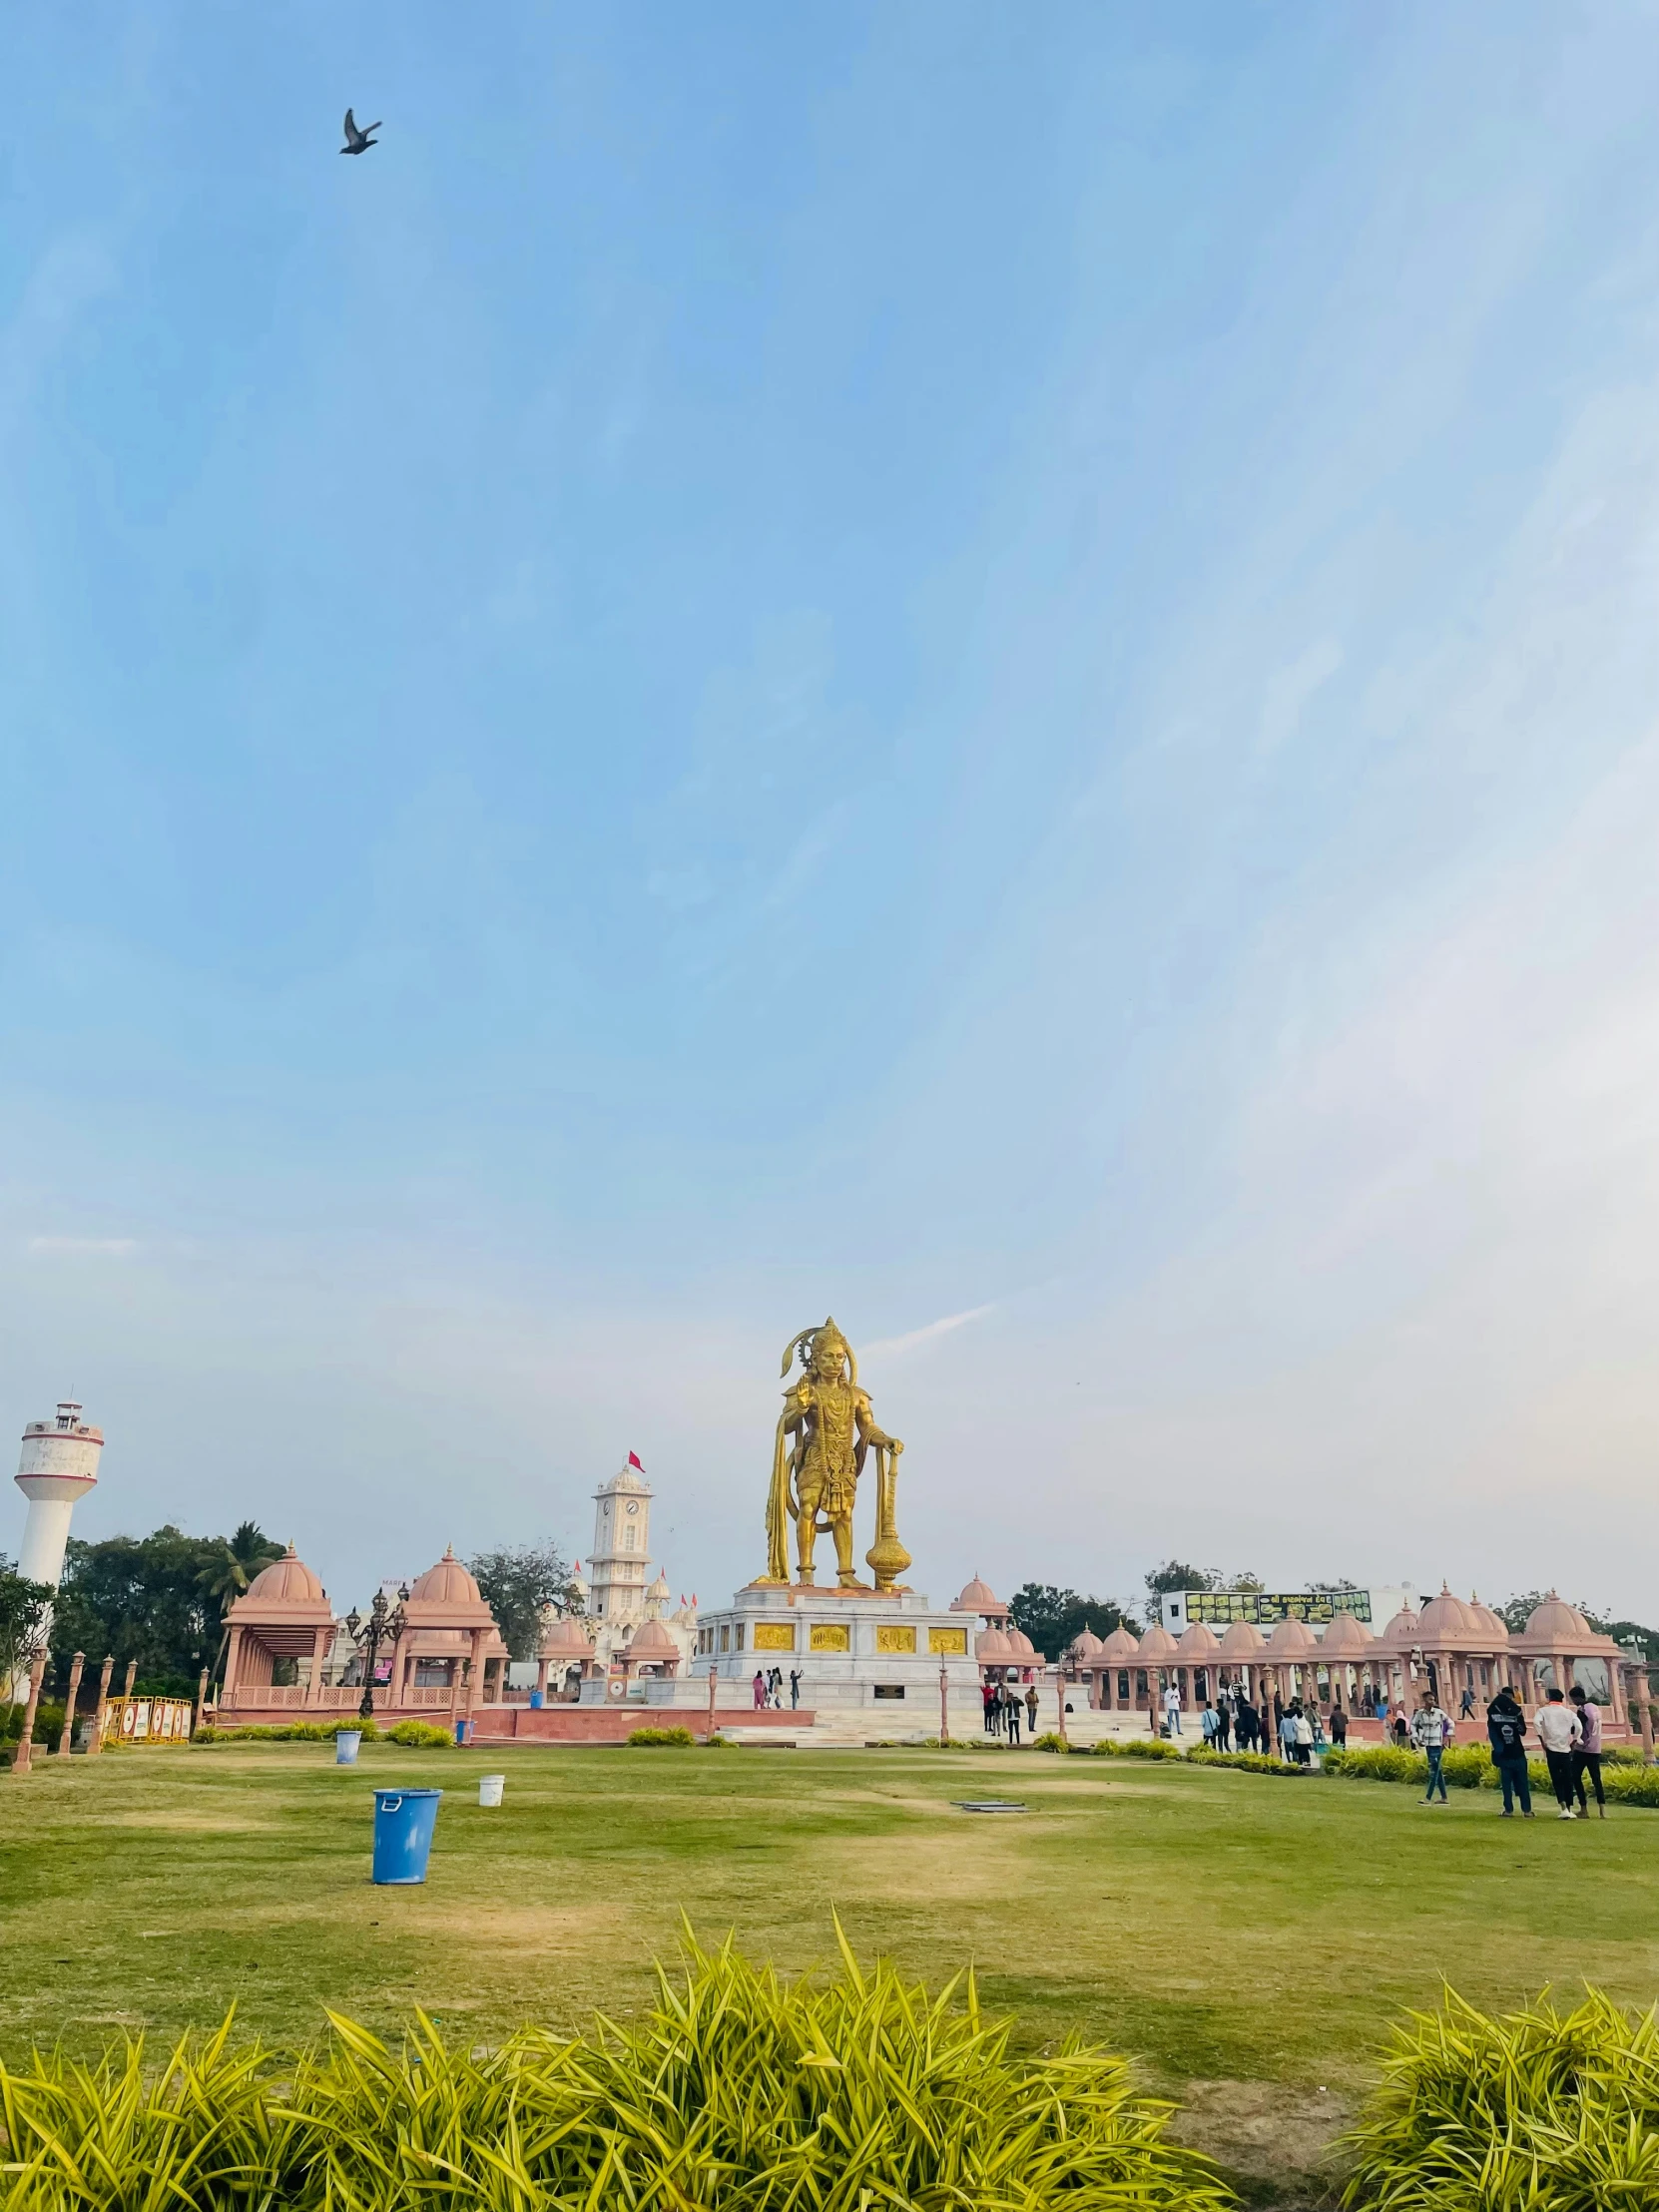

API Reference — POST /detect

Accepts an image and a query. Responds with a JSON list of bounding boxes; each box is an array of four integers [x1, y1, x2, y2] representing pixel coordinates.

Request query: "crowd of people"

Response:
[[982, 1678, 1039, 1742], [747, 1660, 1610, 1812], [751, 1666, 802, 1710]]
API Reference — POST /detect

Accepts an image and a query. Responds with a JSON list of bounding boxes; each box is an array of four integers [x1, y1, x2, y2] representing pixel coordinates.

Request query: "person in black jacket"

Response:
[[1487, 1686, 1533, 1817]]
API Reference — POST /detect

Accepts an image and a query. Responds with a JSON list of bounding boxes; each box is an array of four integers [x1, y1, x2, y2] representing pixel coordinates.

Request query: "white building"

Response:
[[582, 1458, 696, 1671], [10, 1401, 103, 1694]]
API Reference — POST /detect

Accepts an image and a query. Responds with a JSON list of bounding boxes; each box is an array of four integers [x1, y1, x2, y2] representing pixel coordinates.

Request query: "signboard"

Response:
[[1180, 1591, 1375, 1627], [103, 1697, 195, 1746]]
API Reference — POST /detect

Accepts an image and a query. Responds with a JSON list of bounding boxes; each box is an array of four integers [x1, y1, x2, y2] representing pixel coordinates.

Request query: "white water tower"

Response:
[[15, 1401, 103, 1590]]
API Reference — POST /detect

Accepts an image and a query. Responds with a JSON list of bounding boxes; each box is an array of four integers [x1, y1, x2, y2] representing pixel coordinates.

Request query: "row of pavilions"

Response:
[[952, 1579, 1643, 1735]]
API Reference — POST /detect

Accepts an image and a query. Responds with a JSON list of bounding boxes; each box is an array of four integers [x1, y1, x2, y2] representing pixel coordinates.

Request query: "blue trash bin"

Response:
[[335, 1730, 362, 1766], [371, 1788, 443, 1885], [454, 1718, 470, 1745], [529, 1689, 544, 1710]]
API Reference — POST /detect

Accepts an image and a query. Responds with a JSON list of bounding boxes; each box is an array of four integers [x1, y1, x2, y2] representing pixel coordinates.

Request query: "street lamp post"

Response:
[[343, 1585, 408, 1721]]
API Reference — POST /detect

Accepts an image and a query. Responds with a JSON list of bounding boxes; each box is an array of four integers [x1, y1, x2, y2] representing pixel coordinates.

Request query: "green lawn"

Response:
[[3, 1741, 1655, 2096]]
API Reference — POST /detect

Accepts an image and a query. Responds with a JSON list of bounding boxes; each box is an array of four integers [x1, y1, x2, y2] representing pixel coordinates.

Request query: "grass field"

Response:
[[3, 1741, 1655, 2110]]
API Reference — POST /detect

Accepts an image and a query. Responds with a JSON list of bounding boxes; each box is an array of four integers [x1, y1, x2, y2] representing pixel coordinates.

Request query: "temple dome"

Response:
[[1003, 1626, 1037, 1659], [1320, 1611, 1372, 1656], [246, 1545, 325, 1604], [1219, 1618, 1265, 1655], [625, 1618, 678, 1656], [1524, 1592, 1594, 1642], [1417, 1586, 1478, 1643], [1381, 1603, 1422, 1647], [648, 1569, 672, 1598], [1138, 1623, 1178, 1660], [1070, 1627, 1105, 1659], [1100, 1624, 1141, 1659], [539, 1611, 594, 1659], [1175, 1620, 1221, 1658], [1467, 1594, 1508, 1641], [952, 1574, 1006, 1615], [1265, 1615, 1317, 1654], [975, 1627, 1014, 1662], [410, 1546, 483, 1605]]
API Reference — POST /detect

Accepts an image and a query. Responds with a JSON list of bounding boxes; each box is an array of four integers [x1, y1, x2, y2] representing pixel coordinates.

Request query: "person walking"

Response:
[[1569, 1686, 1606, 1820], [1486, 1684, 1532, 1817], [1200, 1700, 1220, 1748], [1163, 1680, 1183, 1736], [1294, 1706, 1315, 1767], [1215, 1693, 1233, 1752], [1278, 1703, 1299, 1763], [1330, 1703, 1349, 1749], [1459, 1684, 1476, 1720], [789, 1668, 802, 1710], [1005, 1688, 1022, 1746], [1534, 1686, 1582, 1818], [1025, 1682, 1040, 1736], [982, 1680, 997, 1734], [1236, 1696, 1258, 1752], [752, 1669, 767, 1710], [1411, 1693, 1452, 1804], [1391, 1704, 1409, 1750]]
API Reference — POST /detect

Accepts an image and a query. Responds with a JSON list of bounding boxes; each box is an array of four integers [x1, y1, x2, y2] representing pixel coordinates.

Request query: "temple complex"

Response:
[[1060, 1586, 1642, 1740]]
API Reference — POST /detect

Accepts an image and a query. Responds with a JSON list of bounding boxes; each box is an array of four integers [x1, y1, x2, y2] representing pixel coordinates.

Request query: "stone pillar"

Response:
[[10, 1658, 46, 1776], [464, 1629, 486, 1717], [305, 1625, 332, 1706], [939, 1665, 950, 1747], [535, 1656, 549, 1701], [221, 1627, 244, 1713], [57, 1651, 85, 1757], [707, 1663, 719, 1741], [88, 1655, 115, 1754], [1055, 1669, 1067, 1748], [195, 1668, 211, 1734], [122, 1658, 137, 1697]]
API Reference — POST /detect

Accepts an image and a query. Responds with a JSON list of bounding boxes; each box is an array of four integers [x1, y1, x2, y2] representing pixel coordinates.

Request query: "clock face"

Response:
[[626, 1501, 640, 1516]]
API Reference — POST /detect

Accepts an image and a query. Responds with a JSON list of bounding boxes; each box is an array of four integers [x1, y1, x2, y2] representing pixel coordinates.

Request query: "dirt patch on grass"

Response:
[[1166, 2078, 1354, 2208], [821, 1823, 1031, 1903], [92, 1811, 272, 1833]]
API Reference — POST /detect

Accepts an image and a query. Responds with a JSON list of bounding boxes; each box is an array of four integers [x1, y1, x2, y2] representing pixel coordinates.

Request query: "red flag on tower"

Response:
[[628, 1450, 644, 1469]]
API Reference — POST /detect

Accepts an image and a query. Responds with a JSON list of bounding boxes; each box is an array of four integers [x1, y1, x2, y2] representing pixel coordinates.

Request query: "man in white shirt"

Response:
[[1533, 1687, 1582, 1819], [1410, 1695, 1453, 1803], [1163, 1681, 1183, 1736]]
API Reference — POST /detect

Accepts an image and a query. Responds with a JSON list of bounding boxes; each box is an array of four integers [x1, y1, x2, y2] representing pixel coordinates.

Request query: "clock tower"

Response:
[[587, 1459, 653, 1628]]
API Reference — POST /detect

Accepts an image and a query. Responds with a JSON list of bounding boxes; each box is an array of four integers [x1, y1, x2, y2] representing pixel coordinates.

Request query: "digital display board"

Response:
[[1179, 1591, 1374, 1627]]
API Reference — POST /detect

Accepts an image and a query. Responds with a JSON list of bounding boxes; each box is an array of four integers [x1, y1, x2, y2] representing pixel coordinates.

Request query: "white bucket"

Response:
[[478, 1773, 506, 1808]]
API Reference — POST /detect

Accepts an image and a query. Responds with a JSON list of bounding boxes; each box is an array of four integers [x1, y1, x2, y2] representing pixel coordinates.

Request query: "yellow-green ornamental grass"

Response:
[[1339, 1987, 1659, 2211], [0, 1928, 1232, 2212]]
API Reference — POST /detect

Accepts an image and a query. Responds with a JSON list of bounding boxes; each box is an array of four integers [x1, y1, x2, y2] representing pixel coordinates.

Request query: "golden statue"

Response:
[[762, 1318, 911, 1591]]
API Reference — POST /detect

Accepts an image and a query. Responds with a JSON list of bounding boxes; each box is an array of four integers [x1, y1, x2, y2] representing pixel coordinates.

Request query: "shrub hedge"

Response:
[[626, 1726, 696, 1747], [193, 1720, 381, 1745], [0, 1928, 1231, 2212], [1186, 1747, 1310, 1777]]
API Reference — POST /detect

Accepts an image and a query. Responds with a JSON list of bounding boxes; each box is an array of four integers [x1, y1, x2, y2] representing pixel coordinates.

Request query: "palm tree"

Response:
[[200, 1522, 283, 1681]]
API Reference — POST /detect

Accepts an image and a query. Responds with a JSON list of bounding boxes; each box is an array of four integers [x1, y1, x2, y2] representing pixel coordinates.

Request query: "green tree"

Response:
[[1, 1556, 55, 1696], [1142, 1560, 1219, 1625], [468, 1543, 579, 1661], [1007, 1585, 1127, 1662], [50, 1527, 231, 1696]]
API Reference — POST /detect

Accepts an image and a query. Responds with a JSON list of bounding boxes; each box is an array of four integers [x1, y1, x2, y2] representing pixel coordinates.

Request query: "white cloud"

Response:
[[25, 1237, 138, 1257], [1259, 638, 1343, 756], [862, 1305, 995, 1361]]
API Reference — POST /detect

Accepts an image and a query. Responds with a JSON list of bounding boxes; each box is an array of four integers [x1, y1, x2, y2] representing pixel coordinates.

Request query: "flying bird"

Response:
[[340, 109, 381, 156]]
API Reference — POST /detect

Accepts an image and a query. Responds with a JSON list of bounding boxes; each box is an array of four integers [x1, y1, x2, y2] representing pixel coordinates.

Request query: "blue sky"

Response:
[[6, 6, 1659, 1620]]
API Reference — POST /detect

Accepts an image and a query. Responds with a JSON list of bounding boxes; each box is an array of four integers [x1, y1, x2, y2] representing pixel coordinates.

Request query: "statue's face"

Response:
[[809, 1335, 844, 1381]]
